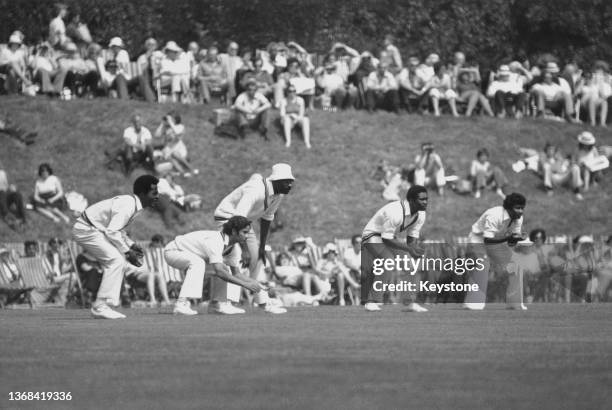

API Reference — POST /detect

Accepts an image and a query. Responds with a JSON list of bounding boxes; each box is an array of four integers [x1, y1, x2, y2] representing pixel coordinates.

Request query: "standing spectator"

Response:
[[382, 34, 402, 73], [0, 165, 26, 231], [469, 148, 508, 199], [413, 142, 446, 196], [531, 62, 578, 123], [196, 45, 229, 104], [397, 56, 429, 113], [486, 65, 527, 118], [428, 64, 459, 117], [48, 3, 68, 49], [233, 78, 272, 140], [456, 72, 494, 117], [159, 41, 191, 102], [32, 163, 71, 223], [0, 34, 31, 94], [279, 84, 311, 148], [218, 41, 244, 101], [119, 114, 154, 175], [365, 63, 400, 113]]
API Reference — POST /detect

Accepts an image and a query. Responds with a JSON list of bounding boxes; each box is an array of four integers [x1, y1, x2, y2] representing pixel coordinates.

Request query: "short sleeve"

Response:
[[206, 237, 224, 265], [482, 213, 499, 239], [380, 206, 402, 240]]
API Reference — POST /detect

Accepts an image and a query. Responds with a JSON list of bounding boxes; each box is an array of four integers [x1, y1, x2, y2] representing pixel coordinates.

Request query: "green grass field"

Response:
[[1, 304, 611, 410], [1, 95, 611, 245]]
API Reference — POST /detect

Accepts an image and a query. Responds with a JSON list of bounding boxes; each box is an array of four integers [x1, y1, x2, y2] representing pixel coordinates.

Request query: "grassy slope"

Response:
[[1, 305, 611, 409], [1, 95, 611, 245]]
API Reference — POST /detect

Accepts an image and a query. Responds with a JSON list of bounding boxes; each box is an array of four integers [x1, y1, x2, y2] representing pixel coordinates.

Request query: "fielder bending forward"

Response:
[[72, 175, 159, 319], [211, 163, 294, 314], [165, 216, 263, 315], [464, 192, 528, 310], [361, 185, 429, 312]]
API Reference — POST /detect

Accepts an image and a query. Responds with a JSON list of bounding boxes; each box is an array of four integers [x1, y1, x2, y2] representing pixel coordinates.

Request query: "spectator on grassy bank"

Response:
[[0, 115, 37, 145], [219, 41, 244, 101], [60, 42, 99, 98], [196, 45, 229, 104], [136, 38, 164, 94], [279, 84, 311, 148], [413, 142, 446, 196], [486, 64, 527, 119], [531, 62, 578, 123], [0, 34, 31, 94], [578, 61, 611, 127], [428, 63, 459, 117], [469, 148, 508, 199], [30, 42, 66, 96], [233, 78, 272, 139], [316, 61, 351, 110], [155, 172, 186, 227], [159, 41, 192, 103], [456, 71, 494, 117], [397, 56, 429, 113], [106, 114, 154, 175], [575, 131, 609, 193], [539, 143, 582, 199], [382, 34, 402, 73], [365, 62, 400, 113], [31, 163, 71, 224]]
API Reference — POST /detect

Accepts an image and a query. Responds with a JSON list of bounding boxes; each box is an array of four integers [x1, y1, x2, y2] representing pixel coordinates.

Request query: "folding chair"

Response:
[[0, 258, 33, 308], [15, 257, 62, 307]]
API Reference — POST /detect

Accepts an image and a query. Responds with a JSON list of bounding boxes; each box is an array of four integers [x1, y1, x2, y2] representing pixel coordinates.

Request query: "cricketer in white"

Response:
[[165, 216, 263, 315], [464, 192, 528, 311], [211, 163, 294, 314], [72, 175, 160, 319]]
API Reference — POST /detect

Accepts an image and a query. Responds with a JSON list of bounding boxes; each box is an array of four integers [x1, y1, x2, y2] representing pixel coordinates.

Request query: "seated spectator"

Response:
[[156, 172, 186, 227], [428, 63, 459, 117], [381, 167, 410, 201], [153, 111, 184, 149], [186, 41, 200, 83], [342, 235, 362, 286], [30, 42, 65, 96], [486, 64, 527, 118], [158, 41, 191, 102], [349, 51, 377, 106], [75, 249, 103, 301], [578, 61, 611, 127], [196, 45, 229, 104], [397, 56, 429, 113], [576, 131, 609, 193], [0, 33, 31, 94], [456, 71, 494, 117], [413, 142, 446, 196], [279, 84, 311, 148], [250, 55, 274, 99], [316, 60, 355, 109], [0, 165, 26, 231], [287, 41, 315, 76], [136, 38, 164, 93], [45, 237, 75, 304], [59, 42, 99, 97], [329, 42, 362, 83], [314, 243, 360, 306], [416, 53, 438, 85], [102, 37, 155, 102], [233, 78, 271, 139], [275, 58, 315, 108], [218, 41, 244, 100], [594, 235, 612, 302], [108, 114, 154, 175], [0, 114, 37, 145], [233, 49, 256, 97], [365, 62, 400, 113], [48, 3, 69, 49], [0, 247, 20, 286], [469, 148, 508, 199], [538, 142, 582, 199], [31, 163, 70, 224], [156, 127, 198, 177], [125, 235, 172, 307], [531, 62, 578, 123], [273, 251, 310, 290]]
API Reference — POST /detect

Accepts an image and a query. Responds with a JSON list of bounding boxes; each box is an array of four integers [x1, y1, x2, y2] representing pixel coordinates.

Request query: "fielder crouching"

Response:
[[72, 175, 159, 319], [165, 216, 263, 316]]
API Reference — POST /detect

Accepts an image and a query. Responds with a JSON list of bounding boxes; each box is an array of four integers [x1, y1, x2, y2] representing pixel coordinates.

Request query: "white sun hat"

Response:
[[269, 163, 294, 181]]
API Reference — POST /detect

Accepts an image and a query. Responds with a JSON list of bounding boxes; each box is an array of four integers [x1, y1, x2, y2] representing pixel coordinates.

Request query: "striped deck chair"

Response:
[[3, 242, 24, 258], [0, 257, 33, 308], [15, 257, 61, 306]]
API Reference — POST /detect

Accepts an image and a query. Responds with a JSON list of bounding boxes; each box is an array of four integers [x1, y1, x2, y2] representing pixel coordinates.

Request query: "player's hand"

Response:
[[507, 233, 524, 246], [130, 243, 144, 257], [125, 249, 143, 267], [241, 249, 251, 269], [244, 279, 263, 293]]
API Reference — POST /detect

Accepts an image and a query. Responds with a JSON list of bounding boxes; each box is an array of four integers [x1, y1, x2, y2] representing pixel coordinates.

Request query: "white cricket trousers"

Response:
[[210, 223, 268, 304], [72, 222, 128, 305], [164, 244, 207, 300]]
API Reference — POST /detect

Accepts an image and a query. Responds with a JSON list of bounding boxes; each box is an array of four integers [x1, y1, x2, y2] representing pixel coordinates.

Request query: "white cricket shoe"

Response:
[[208, 301, 245, 315], [173, 300, 198, 316], [262, 303, 287, 314], [91, 303, 126, 319], [506, 304, 528, 311], [463, 302, 485, 310], [364, 302, 381, 312], [405, 302, 428, 312]]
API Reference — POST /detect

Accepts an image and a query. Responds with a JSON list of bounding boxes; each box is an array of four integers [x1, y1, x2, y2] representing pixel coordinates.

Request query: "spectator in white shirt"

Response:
[[104, 37, 156, 102], [115, 114, 154, 175], [155, 173, 185, 228], [397, 56, 429, 113], [218, 41, 244, 100], [579, 61, 611, 127], [316, 61, 354, 109], [30, 42, 66, 95], [342, 235, 362, 280], [159, 41, 192, 102], [196, 45, 229, 104], [32, 163, 71, 224], [531, 62, 578, 122], [233, 78, 272, 139], [365, 62, 400, 113], [48, 3, 68, 49], [279, 84, 311, 148], [487, 65, 527, 118], [469, 148, 508, 199], [60, 42, 99, 97], [413, 142, 446, 196], [0, 34, 31, 94], [428, 63, 459, 117]]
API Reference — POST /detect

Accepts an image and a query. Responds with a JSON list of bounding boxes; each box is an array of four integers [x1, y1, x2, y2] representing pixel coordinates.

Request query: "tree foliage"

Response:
[[1, 0, 611, 67]]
